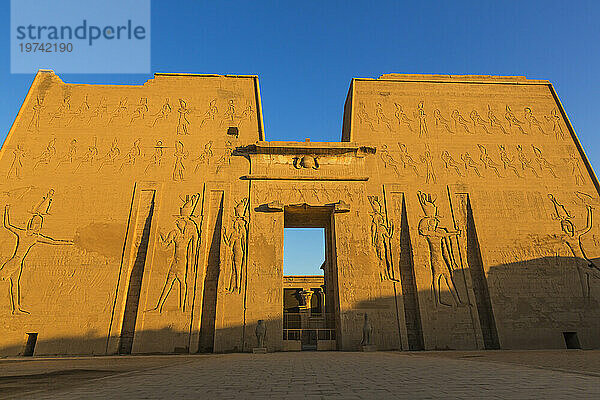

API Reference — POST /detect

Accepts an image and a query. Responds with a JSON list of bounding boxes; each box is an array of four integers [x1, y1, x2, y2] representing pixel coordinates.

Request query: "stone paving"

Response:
[[3, 351, 600, 399]]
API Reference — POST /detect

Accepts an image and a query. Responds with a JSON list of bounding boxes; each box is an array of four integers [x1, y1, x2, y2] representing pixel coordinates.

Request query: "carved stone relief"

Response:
[[224, 198, 249, 294], [147, 194, 201, 313], [7, 144, 26, 179], [129, 97, 148, 126], [107, 97, 128, 126], [548, 193, 600, 300], [151, 98, 172, 127], [293, 155, 319, 170], [27, 96, 45, 132], [193, 141, 214, 172], [417, 191, 465, 307], [172, 140, 188, 181], [1, 189, 73, 315], [176, 99, 191, 135], [145, 140, 166, 174], [367, 195, 396, 282]]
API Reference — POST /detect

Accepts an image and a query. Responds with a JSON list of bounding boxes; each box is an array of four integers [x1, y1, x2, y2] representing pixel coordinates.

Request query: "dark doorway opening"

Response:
[[282, 205, 339, 351], [23, 333, 38, 356], [563, 332, 581, 349]]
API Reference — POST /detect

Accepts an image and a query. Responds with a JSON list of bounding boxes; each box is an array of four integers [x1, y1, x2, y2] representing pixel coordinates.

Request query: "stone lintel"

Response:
[[241, 175, 369, 181], [241, 142, 376, 156]]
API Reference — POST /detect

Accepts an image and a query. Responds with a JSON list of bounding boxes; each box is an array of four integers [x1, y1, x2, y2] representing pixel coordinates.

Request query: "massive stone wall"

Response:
[[343, 74, 600, 350], [0, 71, 258, 355], [0, 71, 598, 356]]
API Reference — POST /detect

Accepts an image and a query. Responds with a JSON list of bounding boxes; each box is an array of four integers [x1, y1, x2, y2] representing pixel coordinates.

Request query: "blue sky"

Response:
[[284, 228, 325, 275], [2, 1, 599, 274]]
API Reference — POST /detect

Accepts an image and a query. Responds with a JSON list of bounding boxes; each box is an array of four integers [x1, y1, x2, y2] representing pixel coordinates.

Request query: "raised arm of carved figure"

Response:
[[445, 228, 461, 238], [3, 205, 23, 235], [439, 226, 461, 237], [37, 234, 73, 245], [577, 205, 594, 236]]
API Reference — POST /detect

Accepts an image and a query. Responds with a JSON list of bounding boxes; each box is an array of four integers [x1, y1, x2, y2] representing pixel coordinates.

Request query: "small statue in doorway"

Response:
[[361, 313, 373, 346], [256, 320, 267, 348]]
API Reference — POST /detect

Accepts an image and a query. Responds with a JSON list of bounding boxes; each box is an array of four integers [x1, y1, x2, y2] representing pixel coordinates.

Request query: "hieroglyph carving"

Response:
[[74, 137, 99, 172], [415, 101, 428, 137], [470, 110, 491, 134], [129, 98, 148, 126], [434, 109, 452, 133], [48, 95, 71, 126], [397, 144, 420, 177], [223, 100, 236, 125], [394, 103, 413, 132], [148, 194, 201, 313], [199, 99, 218, 128], [504, 105, 526, 134], [379, 145, 401, 176], [420, 144, 436, 183], [417, 191, 465, 307], [120, 139, 142, 171], [548, 194, 600, 299], [516, 144, 539, 177], [452, 110, 472, 134], [532, 145, 557, 178], [151, 98, 172, 127], [368, 195, 397, 282], [375, 103, 393, 132], [28, 96, 45, 131], [223, 198, 249, 293], [194, 141, 214, 172], [88, 97, 108, 124], [461, 152, 481, 177], [98, 138, 121, 172], [33, 138, 56, 171], [524, 107, 545, 135], [358, 102, 375, 130], [215, 141, 234, 174], [487, 105, 507, 134], [173, 141, 188, 181], [545, 109, 565, 140], [176, 99, 191, 135], [566, 153, 586, 186], [477, 144, 502, 178], [498, 145, 522, 178], [382, 102, 568, 139], [1, 190, 73, 315], [441, 151, 462, 176], [7, 145, 26, 179], [107, 97, 128, 126], [145, 140, 166, 174]]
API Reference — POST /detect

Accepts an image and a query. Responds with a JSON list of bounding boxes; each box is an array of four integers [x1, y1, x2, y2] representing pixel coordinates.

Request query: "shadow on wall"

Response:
[[1, 255, 599, 356]]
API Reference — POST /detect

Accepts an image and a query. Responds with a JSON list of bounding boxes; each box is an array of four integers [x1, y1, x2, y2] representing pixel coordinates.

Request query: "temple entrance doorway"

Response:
[[282, 205, 338, 351]]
